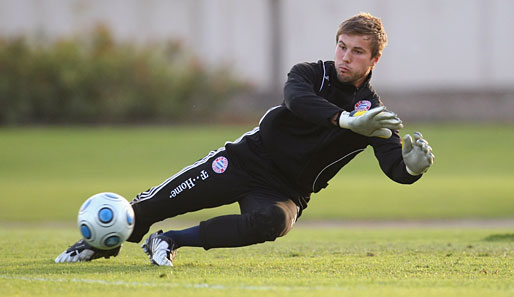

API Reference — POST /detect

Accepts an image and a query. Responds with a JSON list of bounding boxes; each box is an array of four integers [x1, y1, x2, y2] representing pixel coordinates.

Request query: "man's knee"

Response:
[[251, 205, 296, 242]]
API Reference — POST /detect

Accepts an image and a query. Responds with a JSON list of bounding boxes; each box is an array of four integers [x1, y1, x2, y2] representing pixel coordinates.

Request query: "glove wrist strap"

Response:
[[338, 111, 352, 129], [405, 165, 421, 176]]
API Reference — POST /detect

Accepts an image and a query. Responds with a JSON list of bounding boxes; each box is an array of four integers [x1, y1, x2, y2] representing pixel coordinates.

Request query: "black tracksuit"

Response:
[[128, 60, 421, 249]]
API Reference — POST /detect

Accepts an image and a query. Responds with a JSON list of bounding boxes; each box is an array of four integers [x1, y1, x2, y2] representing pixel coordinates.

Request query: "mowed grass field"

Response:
[[1, 226, 513, 297], [1, 123, 513, 296]]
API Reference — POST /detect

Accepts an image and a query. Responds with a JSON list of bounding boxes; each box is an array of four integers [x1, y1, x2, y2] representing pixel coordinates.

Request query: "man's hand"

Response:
[[338, 106, 403, 138], [402, 132, 434, 175]]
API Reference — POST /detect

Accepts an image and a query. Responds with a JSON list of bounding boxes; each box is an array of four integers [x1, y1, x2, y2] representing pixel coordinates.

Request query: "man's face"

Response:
[[334, 34, 381, 87]]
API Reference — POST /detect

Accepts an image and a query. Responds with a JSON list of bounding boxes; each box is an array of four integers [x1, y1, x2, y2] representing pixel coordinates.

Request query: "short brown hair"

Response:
[[336, 13, 388, 58]]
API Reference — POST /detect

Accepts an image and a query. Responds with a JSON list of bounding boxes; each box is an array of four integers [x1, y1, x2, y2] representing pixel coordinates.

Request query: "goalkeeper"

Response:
[[56, 12, 434, 265]]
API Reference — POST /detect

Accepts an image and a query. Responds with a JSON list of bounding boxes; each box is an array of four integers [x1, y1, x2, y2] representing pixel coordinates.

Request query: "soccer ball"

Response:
[[77, 192, 135, 250]]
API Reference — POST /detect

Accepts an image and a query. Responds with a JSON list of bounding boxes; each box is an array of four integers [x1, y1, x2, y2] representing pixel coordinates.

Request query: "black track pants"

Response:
[[127, 148, 299, 249]]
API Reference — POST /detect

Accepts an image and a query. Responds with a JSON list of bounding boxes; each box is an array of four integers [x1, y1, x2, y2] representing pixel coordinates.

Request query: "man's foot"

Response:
[[141, 230, 177, 266], [55, 239, 121, 263]]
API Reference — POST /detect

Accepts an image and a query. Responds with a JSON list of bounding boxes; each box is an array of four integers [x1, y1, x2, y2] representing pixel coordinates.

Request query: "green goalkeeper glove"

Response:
[[338, 106, 403, 138], [402, 132, 435, 175]]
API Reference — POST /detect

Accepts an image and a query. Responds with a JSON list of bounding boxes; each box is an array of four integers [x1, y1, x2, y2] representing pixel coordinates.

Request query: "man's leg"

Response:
[[128, 149, 250, 243], [56, 149, 248, 263], [198, 190, 299, 249], [158, 189, 299, 252]]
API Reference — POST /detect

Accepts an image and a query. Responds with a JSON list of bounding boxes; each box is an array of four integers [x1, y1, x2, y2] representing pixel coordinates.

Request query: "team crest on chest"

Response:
[[354, 100, 372, 111], [212, 156, 229, 174]]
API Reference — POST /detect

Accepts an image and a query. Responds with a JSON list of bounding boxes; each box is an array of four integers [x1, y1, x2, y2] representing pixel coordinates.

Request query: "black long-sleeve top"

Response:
[[227, 60, 421, 200]]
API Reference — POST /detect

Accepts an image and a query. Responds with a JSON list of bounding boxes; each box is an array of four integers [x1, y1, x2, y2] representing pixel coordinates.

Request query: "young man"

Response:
[[56, 13, 434, 266]]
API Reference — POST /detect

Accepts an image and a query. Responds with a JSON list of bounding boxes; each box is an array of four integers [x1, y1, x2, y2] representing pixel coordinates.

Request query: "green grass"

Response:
[[1, 124, 513, 221], [1, 224, 513, 297], [1, 124, 513, 296]]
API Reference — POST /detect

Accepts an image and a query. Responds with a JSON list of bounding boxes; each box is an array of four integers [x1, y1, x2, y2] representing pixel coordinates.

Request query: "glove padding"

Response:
[[402, 132, 435, 175], [339, 106, 403, 138], [55, 248, 95, 263]]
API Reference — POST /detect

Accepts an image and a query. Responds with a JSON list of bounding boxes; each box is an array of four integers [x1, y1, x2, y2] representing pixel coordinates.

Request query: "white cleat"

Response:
[[141, 230, 177, 266]]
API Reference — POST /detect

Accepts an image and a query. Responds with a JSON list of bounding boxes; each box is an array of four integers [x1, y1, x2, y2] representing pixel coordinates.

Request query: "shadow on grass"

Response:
[[483, 233, 514, 242]]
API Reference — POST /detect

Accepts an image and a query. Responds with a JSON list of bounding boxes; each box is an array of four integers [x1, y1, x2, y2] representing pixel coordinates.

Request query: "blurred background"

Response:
[[0, 0, 513, 223], [1, 0, 514, 124]]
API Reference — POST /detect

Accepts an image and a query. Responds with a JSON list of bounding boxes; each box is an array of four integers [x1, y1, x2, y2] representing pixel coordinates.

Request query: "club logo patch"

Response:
[[354, 100, 372, 111], [212, 156, 229, 174]]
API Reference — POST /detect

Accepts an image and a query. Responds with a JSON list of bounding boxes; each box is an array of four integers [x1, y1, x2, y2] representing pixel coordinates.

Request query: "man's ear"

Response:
[[371, 52, 381, 69]]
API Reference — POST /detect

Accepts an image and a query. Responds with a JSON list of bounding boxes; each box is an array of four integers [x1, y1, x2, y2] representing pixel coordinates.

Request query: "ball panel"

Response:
[[126, 210, 134, 226], [104, 235, 121, 248], [104, 192, 121, 200], [80, 224, 92, 239], [98, 207, 114, 223], [79, 198, 92, 213]]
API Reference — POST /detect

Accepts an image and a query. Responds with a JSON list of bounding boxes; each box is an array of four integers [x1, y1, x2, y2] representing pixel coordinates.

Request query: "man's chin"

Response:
[[337, 74, 354, 84]]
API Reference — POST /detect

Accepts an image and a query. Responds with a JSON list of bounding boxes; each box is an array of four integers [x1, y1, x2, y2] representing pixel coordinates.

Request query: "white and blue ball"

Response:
[[77, 192, 135, 250]]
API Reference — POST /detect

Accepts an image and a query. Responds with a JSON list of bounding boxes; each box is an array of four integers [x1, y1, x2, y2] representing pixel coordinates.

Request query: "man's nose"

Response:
[[342, 51, 351, 63]]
